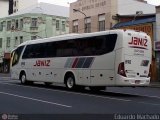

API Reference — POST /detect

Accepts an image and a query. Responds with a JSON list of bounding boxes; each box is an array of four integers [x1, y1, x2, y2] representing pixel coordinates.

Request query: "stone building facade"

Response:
[[69, 0, 155, 33], [0, 3, 69, 72]]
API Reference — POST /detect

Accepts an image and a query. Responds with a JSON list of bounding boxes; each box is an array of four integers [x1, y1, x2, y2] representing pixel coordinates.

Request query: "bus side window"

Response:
[[56, 41, 65, 57], [22, 45, 33, 59], [105, 34, 117, 53], [45, 42, 56, 57], [72, 48, 78, 56], [76, 39, 83, 56], [91, 36, 103, 55], [28, 45, 36, 58]]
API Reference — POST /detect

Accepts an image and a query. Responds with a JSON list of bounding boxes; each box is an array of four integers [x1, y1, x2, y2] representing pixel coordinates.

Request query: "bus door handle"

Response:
[[90, 76, 95, 78]]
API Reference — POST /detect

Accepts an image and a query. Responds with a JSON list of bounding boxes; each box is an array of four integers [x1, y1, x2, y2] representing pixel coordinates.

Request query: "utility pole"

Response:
[[73, 9, 87, 33], [132, 11, 143, 23]]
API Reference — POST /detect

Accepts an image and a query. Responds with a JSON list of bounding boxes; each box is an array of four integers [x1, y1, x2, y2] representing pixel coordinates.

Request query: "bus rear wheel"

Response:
[[65, 74, 76, 90]]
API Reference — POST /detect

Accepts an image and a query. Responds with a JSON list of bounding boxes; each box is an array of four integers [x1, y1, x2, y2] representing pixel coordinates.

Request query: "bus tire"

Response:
[[20, 72, 27, 84], [65, 74, 76, 90], [20, 72, 33, 85]]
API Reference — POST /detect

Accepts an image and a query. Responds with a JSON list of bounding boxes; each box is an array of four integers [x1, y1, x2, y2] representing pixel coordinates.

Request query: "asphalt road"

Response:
[[0, 77, 160, 119]]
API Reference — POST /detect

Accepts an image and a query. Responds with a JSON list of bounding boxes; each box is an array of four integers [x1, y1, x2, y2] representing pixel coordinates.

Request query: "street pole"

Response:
[[73, 9, 87, 33], [132, 11, 143, 23], [73, 9, 87, 18]]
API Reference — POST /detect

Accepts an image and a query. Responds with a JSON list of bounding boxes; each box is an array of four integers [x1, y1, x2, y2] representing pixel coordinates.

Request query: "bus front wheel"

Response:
[[65, 74, 76, 90], [20, 72, 33, 85], [20, 73, 27, 84]]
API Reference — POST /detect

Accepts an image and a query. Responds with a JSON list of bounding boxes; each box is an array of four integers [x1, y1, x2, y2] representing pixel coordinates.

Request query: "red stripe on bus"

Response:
[[72, 58, 79, 68], [129, 46, 148, 50]]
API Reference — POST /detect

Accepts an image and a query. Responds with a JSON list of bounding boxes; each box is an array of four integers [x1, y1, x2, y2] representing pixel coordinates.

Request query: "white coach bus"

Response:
[[11, 29, 152, 91]]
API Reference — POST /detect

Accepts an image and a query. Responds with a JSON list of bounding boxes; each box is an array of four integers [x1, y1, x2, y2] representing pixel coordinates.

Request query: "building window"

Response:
[[6, 37, 11, 47], [15, 37, 18, 46], [14, 1, 17, 7], [31, 18, 38, 27], [7, 21, 11, 31], [72, 20, 78, 33], [56, 20, 60, 30], [84, 17, 91, 33], [11, 19, 15, 30], [98, 14, 105, 31], [15, 20, 19, 29], [20, 36, 23, 44], [20, 19, 23, 30], [0, 38, 2, 48], [0, 22, 3, 31], [62, 21, 66, 31], [31, 36, 37, 40]]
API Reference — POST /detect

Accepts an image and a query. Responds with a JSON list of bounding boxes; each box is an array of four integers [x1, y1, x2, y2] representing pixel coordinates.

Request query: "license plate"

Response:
[[135, 80, 140, 84]]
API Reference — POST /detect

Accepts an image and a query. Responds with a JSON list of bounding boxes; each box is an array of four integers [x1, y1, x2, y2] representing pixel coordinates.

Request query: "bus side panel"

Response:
[[23, 59, 40, 81], [90, 70, 115, 86], [115, 48, 124, 85], [90, 52, 116, 86], [77, 69, 91, 86], [24, 58, 66, 83]]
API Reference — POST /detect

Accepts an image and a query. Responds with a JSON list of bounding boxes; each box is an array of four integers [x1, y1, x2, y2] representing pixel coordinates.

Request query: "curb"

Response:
[[0, 73, 11, 77], [149, 84, 160, 88]]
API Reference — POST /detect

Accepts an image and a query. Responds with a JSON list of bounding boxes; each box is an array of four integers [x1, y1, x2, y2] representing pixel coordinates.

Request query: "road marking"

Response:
[[0, 82, 132, 101], [0, 82, 160, 106], [0, 91, 72, 108]]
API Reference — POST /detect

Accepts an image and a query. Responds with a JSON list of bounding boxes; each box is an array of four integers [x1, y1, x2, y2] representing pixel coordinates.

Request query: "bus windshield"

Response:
[[11, 46, 24, 67]]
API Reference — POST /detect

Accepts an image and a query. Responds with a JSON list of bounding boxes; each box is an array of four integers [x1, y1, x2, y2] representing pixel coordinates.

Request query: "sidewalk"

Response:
[[150, 82, 160, 88], [0, 73, 11, 77]]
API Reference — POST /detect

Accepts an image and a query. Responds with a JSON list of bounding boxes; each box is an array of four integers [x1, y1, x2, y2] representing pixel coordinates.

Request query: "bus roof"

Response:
[[18, 29, 148, 47]]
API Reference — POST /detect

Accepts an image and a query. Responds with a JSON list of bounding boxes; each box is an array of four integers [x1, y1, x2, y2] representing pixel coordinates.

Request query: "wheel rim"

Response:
[[67, 77, 74, 89], [21, 74, 26, 84]]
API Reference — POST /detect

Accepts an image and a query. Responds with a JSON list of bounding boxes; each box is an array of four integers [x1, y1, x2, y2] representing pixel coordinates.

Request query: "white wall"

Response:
[[117, 0, 155, 15], [19, 0, 38, 10], [13, 0, 38, 12], [0, 1, 8, 18]]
